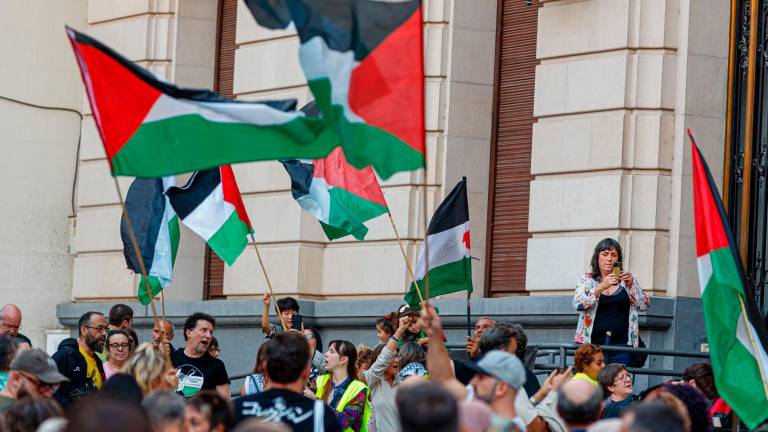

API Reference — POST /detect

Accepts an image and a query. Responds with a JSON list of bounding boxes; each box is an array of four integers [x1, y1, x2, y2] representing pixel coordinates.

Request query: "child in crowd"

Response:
[[375, 316, 395, 344]]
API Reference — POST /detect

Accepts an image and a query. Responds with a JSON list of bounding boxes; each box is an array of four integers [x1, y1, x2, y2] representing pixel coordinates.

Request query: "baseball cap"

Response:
[[10, 348, 69, 384], [467, 350, 525, 389]]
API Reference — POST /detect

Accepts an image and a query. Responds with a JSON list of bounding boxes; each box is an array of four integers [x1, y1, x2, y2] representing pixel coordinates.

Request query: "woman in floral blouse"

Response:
[[573, 238, 650, 366]]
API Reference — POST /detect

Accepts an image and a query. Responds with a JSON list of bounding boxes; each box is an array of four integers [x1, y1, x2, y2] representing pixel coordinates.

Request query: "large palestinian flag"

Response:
[[690, 130, 768, 429], [282, 147, 388, 240], [65, 27, 337, 178], [166, 166, 253, 266], [120, 177, 180, 305], [244, 0, 425, 179], [405, 178, 472, 308]]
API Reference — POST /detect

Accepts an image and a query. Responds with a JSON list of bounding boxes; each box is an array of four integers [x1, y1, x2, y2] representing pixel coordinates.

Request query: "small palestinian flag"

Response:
[[690, 129, 768, 429], [65, 27, 337, 178], [282, 147, 388, 241], [120, 177, 180, 305], [166, 166, 252, 266], [244, 0, 425, 179], [405, 178, 472, 308]]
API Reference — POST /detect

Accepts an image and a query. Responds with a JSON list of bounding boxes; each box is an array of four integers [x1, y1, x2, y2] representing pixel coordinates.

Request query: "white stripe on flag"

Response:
[[414, 222, 470, 280], [143, 94, 304, 125], [736, 308, 768, 381], [299, 36, 363, 124], [295, 177, 332, 224], [696, 255, 713, 296], [179, 183, 236, 241], [148, 176, 176, 286]]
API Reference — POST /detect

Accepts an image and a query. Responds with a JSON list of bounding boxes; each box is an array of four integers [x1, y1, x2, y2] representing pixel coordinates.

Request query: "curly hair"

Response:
[[662, 383, 709, 432], [574, 344, 603, 373]]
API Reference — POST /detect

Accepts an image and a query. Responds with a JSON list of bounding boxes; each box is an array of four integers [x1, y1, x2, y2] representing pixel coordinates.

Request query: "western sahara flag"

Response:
[[65, 27, 337, 178], [244, 0, 425, 180], [282, 147, 388, 240], [166, 166, 253, 266], [404, 178, 472, 308], [120, 177, 180, 305], [690, 130, 768, 428]]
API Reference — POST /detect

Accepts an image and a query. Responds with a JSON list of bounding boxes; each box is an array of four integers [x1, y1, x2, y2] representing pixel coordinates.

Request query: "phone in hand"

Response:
[[612, 262, 623, 278], [291, 314, 303, 330]]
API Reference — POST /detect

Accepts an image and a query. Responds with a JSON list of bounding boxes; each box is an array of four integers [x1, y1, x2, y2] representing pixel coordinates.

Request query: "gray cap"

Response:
[[10, 348, 69, 384], [471, 350, 526, 389]]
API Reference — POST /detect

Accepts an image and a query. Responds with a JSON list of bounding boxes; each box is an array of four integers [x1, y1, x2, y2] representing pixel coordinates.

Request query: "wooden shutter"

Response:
[[204, 0, 238, 299], [485, 0, 539, 296]]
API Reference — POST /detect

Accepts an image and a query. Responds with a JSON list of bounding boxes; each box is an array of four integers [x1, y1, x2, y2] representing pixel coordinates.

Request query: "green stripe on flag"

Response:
[[138, 275, 163, 305], [308, 78, 424, 179], [114, 114, 340, 177], [207, 211, 250, 266], [322, 186, 388, 240], [169, 215, 180, 264], [704, 247, 768, 427], [405, 257, 472, 308]]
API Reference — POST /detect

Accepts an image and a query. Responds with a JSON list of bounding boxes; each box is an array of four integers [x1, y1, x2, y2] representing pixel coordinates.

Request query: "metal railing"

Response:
[[529, 343, 710, 378]]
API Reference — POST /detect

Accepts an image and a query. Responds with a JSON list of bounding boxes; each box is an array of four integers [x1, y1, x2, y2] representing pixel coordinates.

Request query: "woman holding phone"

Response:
[[573, 238, 650, 365]]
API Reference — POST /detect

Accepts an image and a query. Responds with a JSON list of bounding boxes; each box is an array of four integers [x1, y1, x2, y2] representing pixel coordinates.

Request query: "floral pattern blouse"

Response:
[[572, 273, 650, 347]]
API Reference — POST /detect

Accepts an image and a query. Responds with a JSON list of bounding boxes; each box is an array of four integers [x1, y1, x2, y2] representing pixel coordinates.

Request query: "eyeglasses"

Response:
[[19, 372, 60, 394], [84, 325, 106, 333], [305, 334, 315, 340], [108, 343, 131, 351], [614, 372, 632, 383], [0, 321, 20, 331]]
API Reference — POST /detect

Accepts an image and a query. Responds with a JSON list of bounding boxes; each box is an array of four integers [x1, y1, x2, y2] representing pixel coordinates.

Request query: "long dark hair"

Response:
[[253, 342, 269, 374], [322, 340, 358, 400], [589, 238, 623, 280]]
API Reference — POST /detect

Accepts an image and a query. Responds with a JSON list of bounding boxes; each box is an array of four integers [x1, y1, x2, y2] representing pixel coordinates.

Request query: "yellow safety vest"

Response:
[[316, 374, 371, 432]]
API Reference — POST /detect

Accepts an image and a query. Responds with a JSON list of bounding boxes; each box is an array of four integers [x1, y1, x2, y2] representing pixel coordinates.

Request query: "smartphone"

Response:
[[291, 314, 303, 329], [612, 262, 623, 278]]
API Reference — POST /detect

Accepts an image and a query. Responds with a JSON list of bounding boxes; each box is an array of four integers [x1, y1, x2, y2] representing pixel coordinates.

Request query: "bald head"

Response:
[[557, 380, 603, 427], [0, 304, 21, 337]]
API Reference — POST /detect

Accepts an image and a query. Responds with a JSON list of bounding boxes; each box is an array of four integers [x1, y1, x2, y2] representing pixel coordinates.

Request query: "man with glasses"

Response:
[[0, 304, 23, 339], [52, 311, 107, 407], [0, 348, 69, 412]]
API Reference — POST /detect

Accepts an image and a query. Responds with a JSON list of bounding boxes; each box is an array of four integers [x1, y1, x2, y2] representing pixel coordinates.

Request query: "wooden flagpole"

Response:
[[112, 177, 171, 365], [387, 212, 425, 305], [248, 233, 288, 331]]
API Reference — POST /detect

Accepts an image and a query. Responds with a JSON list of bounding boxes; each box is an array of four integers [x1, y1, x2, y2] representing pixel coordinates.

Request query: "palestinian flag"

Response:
[[244, 0, 425, 179], [282, 146, 388, 240], [166, 166, 252, 266], [65, 27, 337, 178], [404, 178, 472, 308], [120, 177, 180, 305], [690, 129, 768, 429]]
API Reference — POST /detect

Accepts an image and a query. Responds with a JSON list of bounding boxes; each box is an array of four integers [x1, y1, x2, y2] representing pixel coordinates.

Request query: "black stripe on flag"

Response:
[[244, 0, 420, 61], [165, 168, 221, 220], [67, 26, 297, 110], [121, 178, 165, 273], [280, 160, 315, 200], [428, 178, 469, 235]]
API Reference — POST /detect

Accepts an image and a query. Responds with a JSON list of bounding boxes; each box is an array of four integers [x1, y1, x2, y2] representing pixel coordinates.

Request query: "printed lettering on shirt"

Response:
[[241, 397, 314, 424]]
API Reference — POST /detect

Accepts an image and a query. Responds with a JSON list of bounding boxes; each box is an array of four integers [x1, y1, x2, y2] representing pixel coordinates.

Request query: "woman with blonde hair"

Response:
[[123, 343, 178, 395]]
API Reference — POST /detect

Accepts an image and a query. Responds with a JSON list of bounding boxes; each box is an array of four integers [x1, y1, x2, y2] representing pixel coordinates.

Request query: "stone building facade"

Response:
[[0, 0, 734, 376]]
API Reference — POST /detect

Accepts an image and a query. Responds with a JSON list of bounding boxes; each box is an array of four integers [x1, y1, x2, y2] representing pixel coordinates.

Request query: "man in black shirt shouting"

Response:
[[171, 312, 230, 399], [235, 332, 341, 432]]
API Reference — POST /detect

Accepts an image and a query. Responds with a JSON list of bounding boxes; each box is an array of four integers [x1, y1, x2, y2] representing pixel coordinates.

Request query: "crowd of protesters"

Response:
[[0, 238, 742, 431]]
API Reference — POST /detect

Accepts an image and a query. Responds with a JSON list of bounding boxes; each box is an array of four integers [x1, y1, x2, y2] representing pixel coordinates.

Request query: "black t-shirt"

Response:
[[171, 348, 230, 398], [592, 288, 630, 345], [234, 389, 342, 432]]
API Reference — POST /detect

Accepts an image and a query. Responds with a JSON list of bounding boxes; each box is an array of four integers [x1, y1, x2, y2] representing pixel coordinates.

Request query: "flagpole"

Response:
[[737, 293, 768, 400], [161, 289, 167, 323], [418, 0, 429, 301], [248, 233, 288, 332], [112, 177, 171, 365], [387, 212, 425, 305]]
